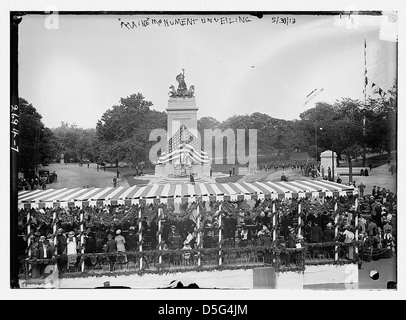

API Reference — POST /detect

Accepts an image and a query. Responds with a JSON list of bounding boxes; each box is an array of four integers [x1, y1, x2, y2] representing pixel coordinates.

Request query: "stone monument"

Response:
[[155, 70, 211, 180]]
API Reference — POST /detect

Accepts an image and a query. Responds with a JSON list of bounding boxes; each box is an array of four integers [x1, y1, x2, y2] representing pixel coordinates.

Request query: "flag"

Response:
[[303, 88, 324, 107], [365, 37, 396, 93]]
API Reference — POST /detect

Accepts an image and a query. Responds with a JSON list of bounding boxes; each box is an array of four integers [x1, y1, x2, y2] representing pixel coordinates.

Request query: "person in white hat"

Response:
[[323, 222, 335, 242], [114, 229, 127, 264], [182, 239, 192, 265]]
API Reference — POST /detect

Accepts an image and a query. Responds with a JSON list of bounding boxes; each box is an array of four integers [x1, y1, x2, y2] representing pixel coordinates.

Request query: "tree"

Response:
[[95, 93, 166, 168], [18, 98, 58, 176], [52, 122, 96, 162], [364, 80, 397, 157], [305, 99, 364, 182]]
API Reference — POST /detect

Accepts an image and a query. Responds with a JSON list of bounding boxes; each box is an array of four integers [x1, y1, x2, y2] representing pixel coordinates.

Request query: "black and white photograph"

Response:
[[5, 0, 404, 301]]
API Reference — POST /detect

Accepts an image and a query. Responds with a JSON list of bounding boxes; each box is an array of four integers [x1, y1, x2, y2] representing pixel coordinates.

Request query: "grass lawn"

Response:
[[338, 152, 395, 169]]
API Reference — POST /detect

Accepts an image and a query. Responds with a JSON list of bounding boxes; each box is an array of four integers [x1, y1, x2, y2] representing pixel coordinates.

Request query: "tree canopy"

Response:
[[94, 93, 167, 167], [18, 98, 58, 176]]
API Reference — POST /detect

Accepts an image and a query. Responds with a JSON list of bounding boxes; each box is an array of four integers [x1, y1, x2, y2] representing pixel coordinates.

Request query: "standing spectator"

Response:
[[232, 166, 235, 176], [343, 226, 355, 259], [358, 182, 366, 197], [229, 167, 232, 178], [281, 213, 292, 241], [113, 177, 117, 188], [117, 169, 120, 178], [368, 163, 372, 172], [35, 239, 54, 276], [115, 229, 127, 264], [84, 228, 96, 268], [66, 231, 78, 271], [376, 186, 382, 198], [383, 229, 394, 259], [169, 228, 183, 264], [210, 168, 213, 178], [372, 186, 377, 197], [390, 164, 394, 175], [189, 173, 195, 185], [322, 222, 335, 242], [95, 228, 106, 253], [115, 229, 126, 252], [364, 168, 369, 176], [167, 224, 181, 246], [287, 226, 297, 248], [149, 217, 158, 248], [310, 221, 323, 243], [257, 226, 272, 264], [327, 167, 331, 180], [367, 219, 378, 237], [126, 227, 138, 251], [55, 228, 67, 273], [375, 202, 383, 229], [182, 239, 193, 265], [87, 162, 89, 169], [104, 233, 117, 271], [359, 215, 367, 235], [336, 175, 342, 184]]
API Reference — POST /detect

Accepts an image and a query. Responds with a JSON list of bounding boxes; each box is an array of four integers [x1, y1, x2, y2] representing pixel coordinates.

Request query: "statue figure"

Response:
[[176, 69, 188, 96], [169, 69, 195, 98], [169, 85, 177, 97], [186, 85, 195, 98]]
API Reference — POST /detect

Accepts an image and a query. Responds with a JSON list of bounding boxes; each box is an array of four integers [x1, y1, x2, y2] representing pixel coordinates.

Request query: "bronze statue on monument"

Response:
[[169, 69, 195, 98]]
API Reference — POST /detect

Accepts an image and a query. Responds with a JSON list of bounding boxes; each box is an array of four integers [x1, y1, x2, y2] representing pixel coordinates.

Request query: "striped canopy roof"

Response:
[[17, 180, 358, 209]]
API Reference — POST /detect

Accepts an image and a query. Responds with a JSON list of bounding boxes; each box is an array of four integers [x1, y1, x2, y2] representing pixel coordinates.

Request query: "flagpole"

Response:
[[363, 38, 367, 167]]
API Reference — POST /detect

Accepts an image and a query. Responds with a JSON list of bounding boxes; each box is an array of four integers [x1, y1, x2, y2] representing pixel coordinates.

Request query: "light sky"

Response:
[[18, 12, 397, 129]]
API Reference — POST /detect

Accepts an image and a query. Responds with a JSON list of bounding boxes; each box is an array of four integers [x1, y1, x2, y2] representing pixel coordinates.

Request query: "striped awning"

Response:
[[17, 180, 358, 209]]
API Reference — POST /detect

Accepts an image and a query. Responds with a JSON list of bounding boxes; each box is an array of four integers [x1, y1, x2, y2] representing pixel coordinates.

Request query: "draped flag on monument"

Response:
[[158, 124, 209, 165]]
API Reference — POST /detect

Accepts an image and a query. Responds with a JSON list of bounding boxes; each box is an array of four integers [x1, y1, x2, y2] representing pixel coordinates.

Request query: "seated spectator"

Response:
[[280, 173, 288, 181]]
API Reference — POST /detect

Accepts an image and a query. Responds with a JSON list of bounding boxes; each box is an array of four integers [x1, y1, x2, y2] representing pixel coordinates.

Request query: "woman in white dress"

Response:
[[66, 231, 77, 271], [115, 229, 127, 264]]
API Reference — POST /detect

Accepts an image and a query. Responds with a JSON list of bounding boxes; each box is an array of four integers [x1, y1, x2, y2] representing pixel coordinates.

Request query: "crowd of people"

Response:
[[258, 159, 312, 173], [17, 183, 396, 277]]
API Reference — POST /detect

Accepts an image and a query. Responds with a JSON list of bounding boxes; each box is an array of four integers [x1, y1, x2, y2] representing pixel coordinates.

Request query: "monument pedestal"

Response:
[[167, 97, 198, 138], [154, 163, 211, 178]]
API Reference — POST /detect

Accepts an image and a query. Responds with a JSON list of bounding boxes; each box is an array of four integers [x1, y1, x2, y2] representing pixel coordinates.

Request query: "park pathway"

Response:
[[42, 163, 129, 189]]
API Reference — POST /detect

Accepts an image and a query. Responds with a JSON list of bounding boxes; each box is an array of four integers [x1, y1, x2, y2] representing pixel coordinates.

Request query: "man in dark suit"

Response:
[[104, 233, 117, 271], [55, 228, 67, 273], [36, 240, 54, 275], [310, 221, 323, 243]]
